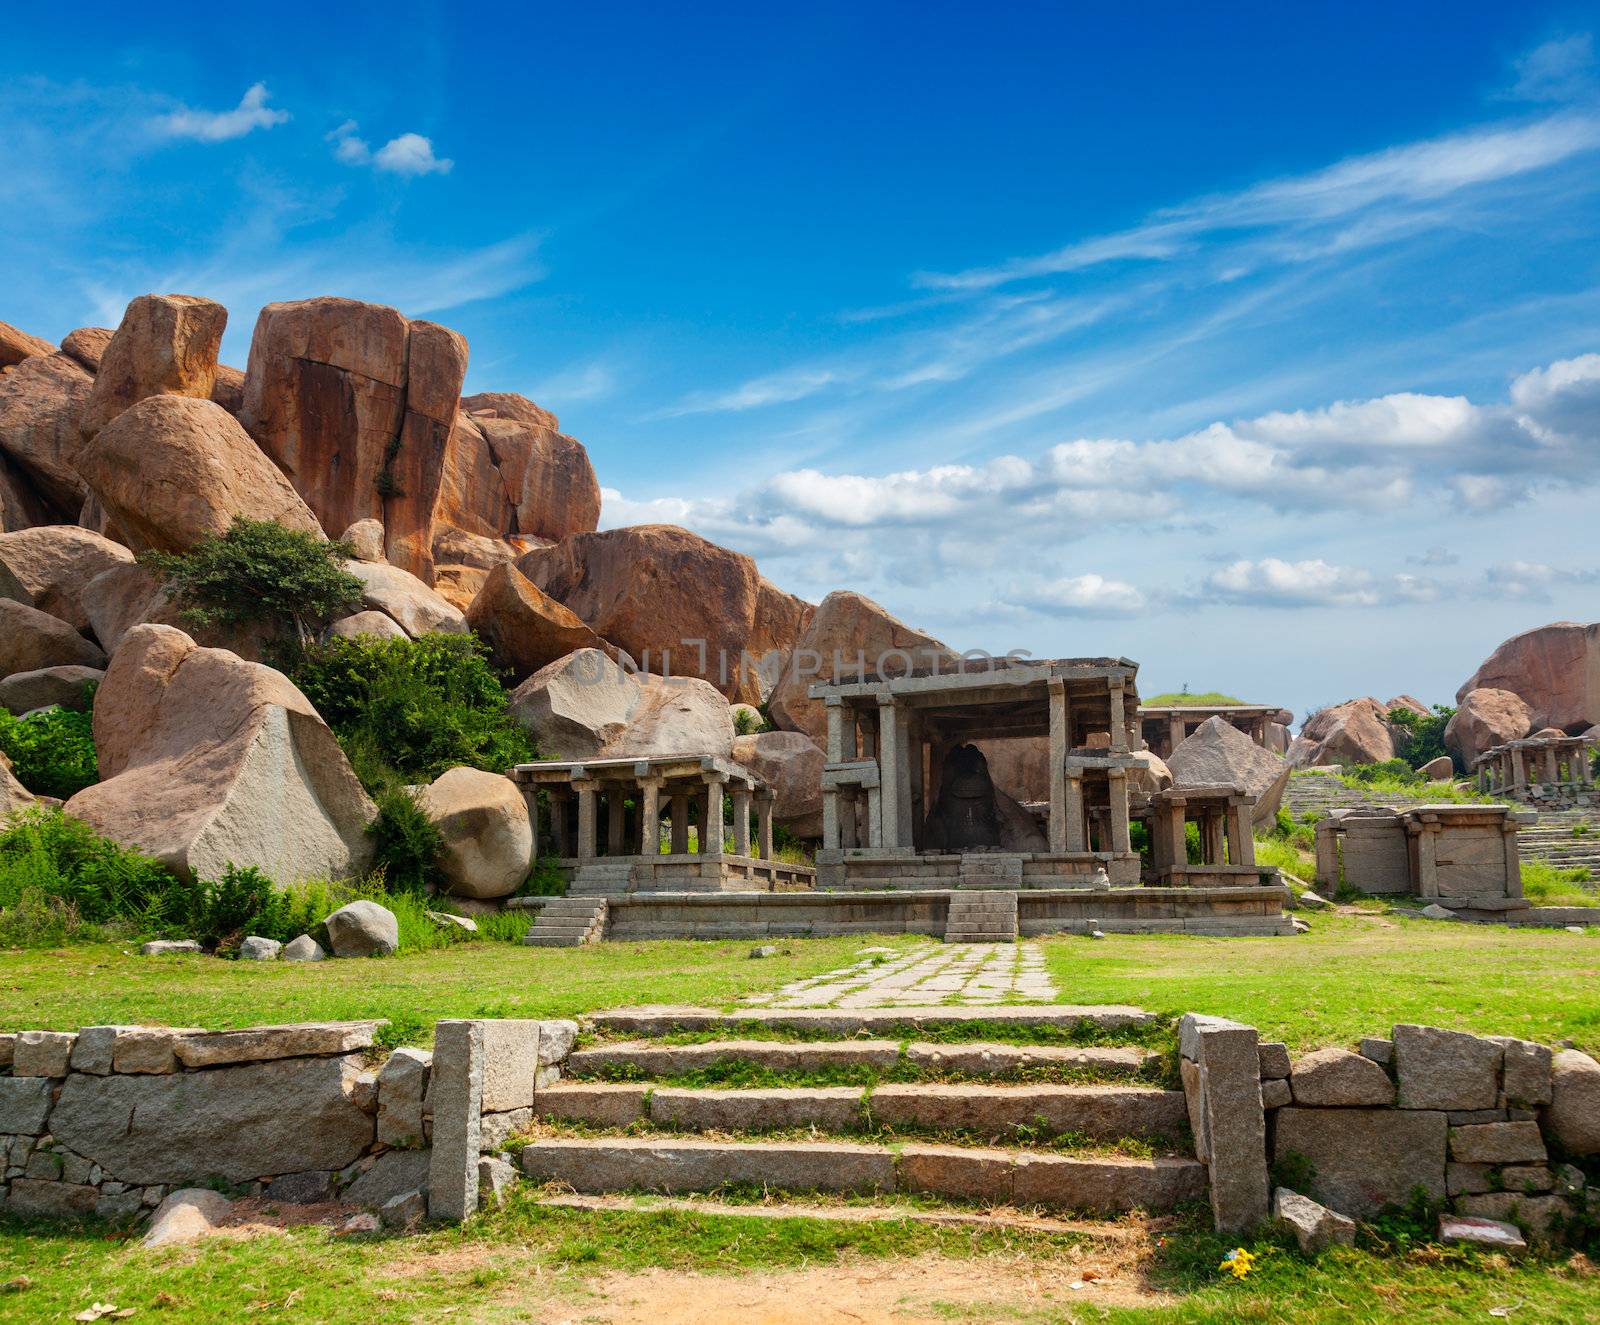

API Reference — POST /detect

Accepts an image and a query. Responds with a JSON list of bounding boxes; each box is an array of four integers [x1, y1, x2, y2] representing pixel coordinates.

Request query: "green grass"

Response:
[[1142, 691, 1246, 706], [1521, 859, 1598, 906]]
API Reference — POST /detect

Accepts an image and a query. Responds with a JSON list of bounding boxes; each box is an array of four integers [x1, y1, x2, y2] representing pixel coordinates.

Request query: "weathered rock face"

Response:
[[1273, 1106, 1446, 1218], [325, 611, 407, 642], [0, 598, 106, 676], [770, 590, 952, 745], [517, 525, 811, 706], [345, 560, 467, 637], [0, 760, 36, 819], [418, 767, 534, 899], [465, 562, 613, 682], [77, 396, 325, 554], [49, 1055, 374, 1184], [731, 730, 825, 838], [0, 665, 104, 715], [0, 525, 134, 631], [1444, 687, 1535, 764], [510, 648, 735, 760], [341, 518, 387, 562], [79, 294, 227, 440], [0, 350, 95, 515], [384, 320, 469, 579], [1457, 622, 1600, 734], [58, 327, 114, 373], [0, 320, 55, 370], [64, 625, 375, 882], [324, 899, 399, 957], [1543, 1049, 1600, 1156], [210, 363, 245, 415], [1286, 697, 1396, 768], [1169, 716, 1291, 825], [458, 392, 600, 541]]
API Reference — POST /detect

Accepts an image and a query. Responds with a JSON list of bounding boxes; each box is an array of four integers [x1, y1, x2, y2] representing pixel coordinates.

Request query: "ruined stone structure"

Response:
[[1137, 784, 1258, 888], [1140, 703, 1284, 759], [509, 755, 810, 895], [1474, 734, 1594, 807]]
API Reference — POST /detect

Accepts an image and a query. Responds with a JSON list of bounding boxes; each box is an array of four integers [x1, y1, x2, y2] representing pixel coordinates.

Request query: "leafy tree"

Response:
[[142, 517, 364, 650], [0, 696, 99, 798], [1387, 704, 1456, 772]]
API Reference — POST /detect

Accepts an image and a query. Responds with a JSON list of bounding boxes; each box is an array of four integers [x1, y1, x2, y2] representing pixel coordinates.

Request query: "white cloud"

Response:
[[328, 119, 370, 164], [1508, 34, 1596, 103], [151, 82, 289, 142], [1006, 573, 1148, 617], [1483, 561, 1600, 600], [1201, 559, 1439, 609], [657, 368, 847, 417], [1408, 546, 1460, 568], [374, 133, 452, 176]]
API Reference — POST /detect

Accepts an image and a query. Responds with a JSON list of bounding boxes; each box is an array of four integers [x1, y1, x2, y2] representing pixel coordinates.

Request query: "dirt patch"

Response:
[[554, 1246, 1172, 1323]]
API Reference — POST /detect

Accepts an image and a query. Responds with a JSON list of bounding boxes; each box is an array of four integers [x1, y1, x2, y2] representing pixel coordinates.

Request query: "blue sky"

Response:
[[5, 2, 1600, 720]]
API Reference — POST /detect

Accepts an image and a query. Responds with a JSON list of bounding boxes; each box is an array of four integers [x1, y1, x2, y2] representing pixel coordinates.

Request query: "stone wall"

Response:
[[1181, 1012, 1600, 1242]]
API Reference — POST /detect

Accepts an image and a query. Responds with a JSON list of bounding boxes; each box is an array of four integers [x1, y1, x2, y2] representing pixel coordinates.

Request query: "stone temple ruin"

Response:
[[1473, 733, 1594, 808], [1140, 702, 1287, 758]]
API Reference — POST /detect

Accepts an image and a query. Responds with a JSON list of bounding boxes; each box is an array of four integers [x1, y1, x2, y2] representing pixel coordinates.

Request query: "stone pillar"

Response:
[[908, 717, 924, 850], [638, 777, 662, 856], [1048, 679, 1068, 853], [669, 791, 690, 855], [521, 785, 540, 864], [1108, 768, 1131, 854], [1510, 746, 1526, 789], [895, 706, 915, 848], [757, 791, 774, 860], [1502, 817, 1523, 895], [1415, 820, 1438, 897], [1576, 742, 1592, 786], [1227, 800, 1255, 867], [1109, 683, 1128, 752], [1065, 774, 1086, 851], [822, 784, 840, 851], [1164, 798, 1187, 870], [1202, 810, 1224, 864], [732, 786, 752, 857], [1168, 714, 1185, 755], [1180, 1014, 1269, 1234], [551, 790, 571, 857], [1545, 745, 1561, 786], [877, 696, 901, 849], [702, 775, 727, 856], [574, 779, 599, 860], [605, 789, 626, 856], [427, 1019, 484, 1221], [825, 696, 845, 762], [866, 783, 883, 847]]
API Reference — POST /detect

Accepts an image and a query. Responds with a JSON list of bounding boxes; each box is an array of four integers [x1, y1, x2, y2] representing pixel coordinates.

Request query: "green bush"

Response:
[[141, 517, 364, 651], [0, 700, 99, 798], [367, 786, 445, 892], [289, 633, 533, 791], [189, 864, 330, 951], [1387, 704, 1455, 772], [1342, 758, 1424, 788]]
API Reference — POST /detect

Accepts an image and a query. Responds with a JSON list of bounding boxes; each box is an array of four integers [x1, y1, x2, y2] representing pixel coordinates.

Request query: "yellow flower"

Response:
[[1219, 1247, 1256, 1279]]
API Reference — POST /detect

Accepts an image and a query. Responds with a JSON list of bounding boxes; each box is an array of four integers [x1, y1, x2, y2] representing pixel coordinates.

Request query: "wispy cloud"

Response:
[[525, 361, 617, 407], [329, 121, 453, 175], [151, 82, 289, 142], [1199, 559, 1439, 609], [1507, 33, 1596, 103], [1483, 560, 1600, 600]]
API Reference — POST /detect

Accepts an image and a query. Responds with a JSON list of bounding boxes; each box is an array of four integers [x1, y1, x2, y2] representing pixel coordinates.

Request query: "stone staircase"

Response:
[[568, 861, 636, 896], [523, 897, 609, 948], [511, 1004, 1204, 1216], [943, 890, 1019, 943]]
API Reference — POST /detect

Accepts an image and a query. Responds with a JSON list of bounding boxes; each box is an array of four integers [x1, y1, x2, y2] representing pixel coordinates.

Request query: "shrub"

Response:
[[1387, 704, 1455, 772], [189, 864, 329, 951], [367, 786, 445, 893], [0, 701, 99, 798], [141, 517, 364, 651], [289, 633, 533, 790]]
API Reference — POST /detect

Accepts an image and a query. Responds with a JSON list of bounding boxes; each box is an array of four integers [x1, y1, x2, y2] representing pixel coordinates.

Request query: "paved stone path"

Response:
[[744, 943, 1059, 1009]]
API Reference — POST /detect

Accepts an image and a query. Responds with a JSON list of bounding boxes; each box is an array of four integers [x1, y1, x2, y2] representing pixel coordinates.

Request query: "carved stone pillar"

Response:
[[1065, 774, 1086, 852], [669, 791, 690, 855], [637, 777, 663, 856], [1108, 768, 1131, 854], [732, 786, 752, 856], [702, 775, 727, 855], [757, 790, 775, 860], [574, 779, 600, 860], [877, 696, 900, 849], [1109, 683, 1128, 753]]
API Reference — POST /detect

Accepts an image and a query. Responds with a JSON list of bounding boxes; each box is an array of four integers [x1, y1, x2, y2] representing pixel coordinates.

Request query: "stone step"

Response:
[[586, 1004, 1155, 1037], [565, 1038, 1159, 1080], [523, 898, 609, 948], [945, 891, 1019, 944], [517, 1136, 1206, 1213], [538, 1081, 1186, 1139]]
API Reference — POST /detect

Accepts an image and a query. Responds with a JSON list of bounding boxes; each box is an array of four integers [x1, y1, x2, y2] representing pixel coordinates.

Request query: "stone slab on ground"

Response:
[[867, 1083, 1186, 1140], [566, 1039, 904, 1078], [518, 1137, 897, 1196], [1273, 1187, 1357, 1256], [1439, 1213, 1527, 1254], [172, 1021, 383, 1068]]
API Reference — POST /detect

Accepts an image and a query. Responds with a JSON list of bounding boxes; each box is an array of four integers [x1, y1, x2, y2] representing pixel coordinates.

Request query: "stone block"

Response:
[[48, 1055, 375, 1184], [380, 1188, 426, 1228], [345, 1148, 431, 1208], [1183, 1015, 1269, 1233], [1261, 1078, 1292, 1109], [69, 1025, 134, 1075], [24, 1149, 62, 1180], [896, 1144, 1014, 1203], [1011, 1154, 1207, 1214], [427, 1019, 484, 1221], [142, 1187, 232, 1246], [1273, 1187, 1356, 1256], [112, 1028, 196, 1074], [0, 1034, 12, 1067], [479, 1155, 518, 1207], [1257, 1042, 1291, 1080], [1448, 1121, 1547, 1164], [650, 1086, 864, 1133], [1447, 1109, 1507, 1125], [1359, 1037, 1393, 1067], [1455, 1191, 1571, 1242], [1501, 1165, 1556, 1194], [173, 1021, 383, 1068], [239, 936, 281, 961], [869, 1083, 1184, 1140], [0, 1077, 53, 1135], [1545, 1049, 1600, 1156], [1439, 1213, 1526, 1253], [1447, 1162, 1496, 1196], [1393, 1024, 1501, 1111], [479, 1020, 545, 1114], [539, 1020, 580, 1066], [539, 1083, 649, 1128], [479, 1107, 533, 1152], [1274, 1106, 1446, 1218], [266, 1169, 336, 1204], [518, 1137, 895, 1196], [376, 1047, 431, 1148], [8, 1178, 99, 1218], [1290, 1048, 1396, 1106], [14, 1030, 74, 1077], [139, 940, 202, 956], [1489, 1037, 1554, 1107], [96, 1189, 144, 1220]]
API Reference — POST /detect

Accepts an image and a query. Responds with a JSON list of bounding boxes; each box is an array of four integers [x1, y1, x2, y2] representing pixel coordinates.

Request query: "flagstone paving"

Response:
[[743, 943, 1059, 1008]]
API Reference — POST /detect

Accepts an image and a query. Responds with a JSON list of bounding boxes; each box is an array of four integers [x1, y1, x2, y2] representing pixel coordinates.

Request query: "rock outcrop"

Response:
[[417, 767, 534, 899], [517, 525, 811, 707], [0, 598, 106, 675], [769, 590, 951, 744], [78, 294, 227, 440], [1456, 622, 1600, 734], [731, 730, 825, 838], [64, 625, 375, 882], [0, 665, 104, 715], [510, 647, 734, 760], [345, 560, 467, 637], [1445, 688, 1534, 765], [1168, 716, 1291, 825], [0, 526, 134, 632], [76, 396, 325, 554], [465, 562, 613, 682], [58, 327, 114, 373], [1286, 698, 1397, 768], [0, 350, 94, 515], [457, 392, 600, 541], [0, 320, 54, 370]]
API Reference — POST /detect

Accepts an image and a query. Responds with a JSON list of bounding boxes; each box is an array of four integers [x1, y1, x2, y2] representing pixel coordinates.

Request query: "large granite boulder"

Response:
[[417, 766, 533, 899], [515, 525, 811, 706], [0, 760, 36, 819], [76, 396, 325, 554], [1169, 716, 1291, 825], [64, 625, 375, 882], [1457, 621, 1600, 734], [1445, 688, 1534, 764], [1286, 697, 1397, 768], [0, 598, 106, 676], [511, 647, 735, 760], [324, 899, 400, 957], [458, 392, 600, 541], [0, 320, 54, 370], [344, 560, 467, 637], [731, 730, 825, 838], [58, 327, 114, 373], [48, 1055, 374, 1184], [78, 294, 227, 440], [769, 590, 953, 746], [1543, 1049, 1600, 1156], [0, 665, 104, 715], [325, 611, 407, 643], [0, 350, 94, 515], [465, 561, 613, 681], [0, 525, 134, 631], [81, 562, 274, 661]]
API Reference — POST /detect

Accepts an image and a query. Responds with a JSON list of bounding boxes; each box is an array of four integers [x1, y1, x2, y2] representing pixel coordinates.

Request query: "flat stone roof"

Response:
[[811, 655, 1137, 700], [512, 754, 767, 791]]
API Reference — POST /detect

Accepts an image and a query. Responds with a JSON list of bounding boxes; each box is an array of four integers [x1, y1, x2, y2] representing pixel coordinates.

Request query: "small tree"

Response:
[[142, 518, 365, 650]]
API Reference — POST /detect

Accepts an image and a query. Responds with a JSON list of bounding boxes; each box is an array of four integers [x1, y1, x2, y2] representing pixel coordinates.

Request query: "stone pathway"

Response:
[[744, 944, 1059, 1009]]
